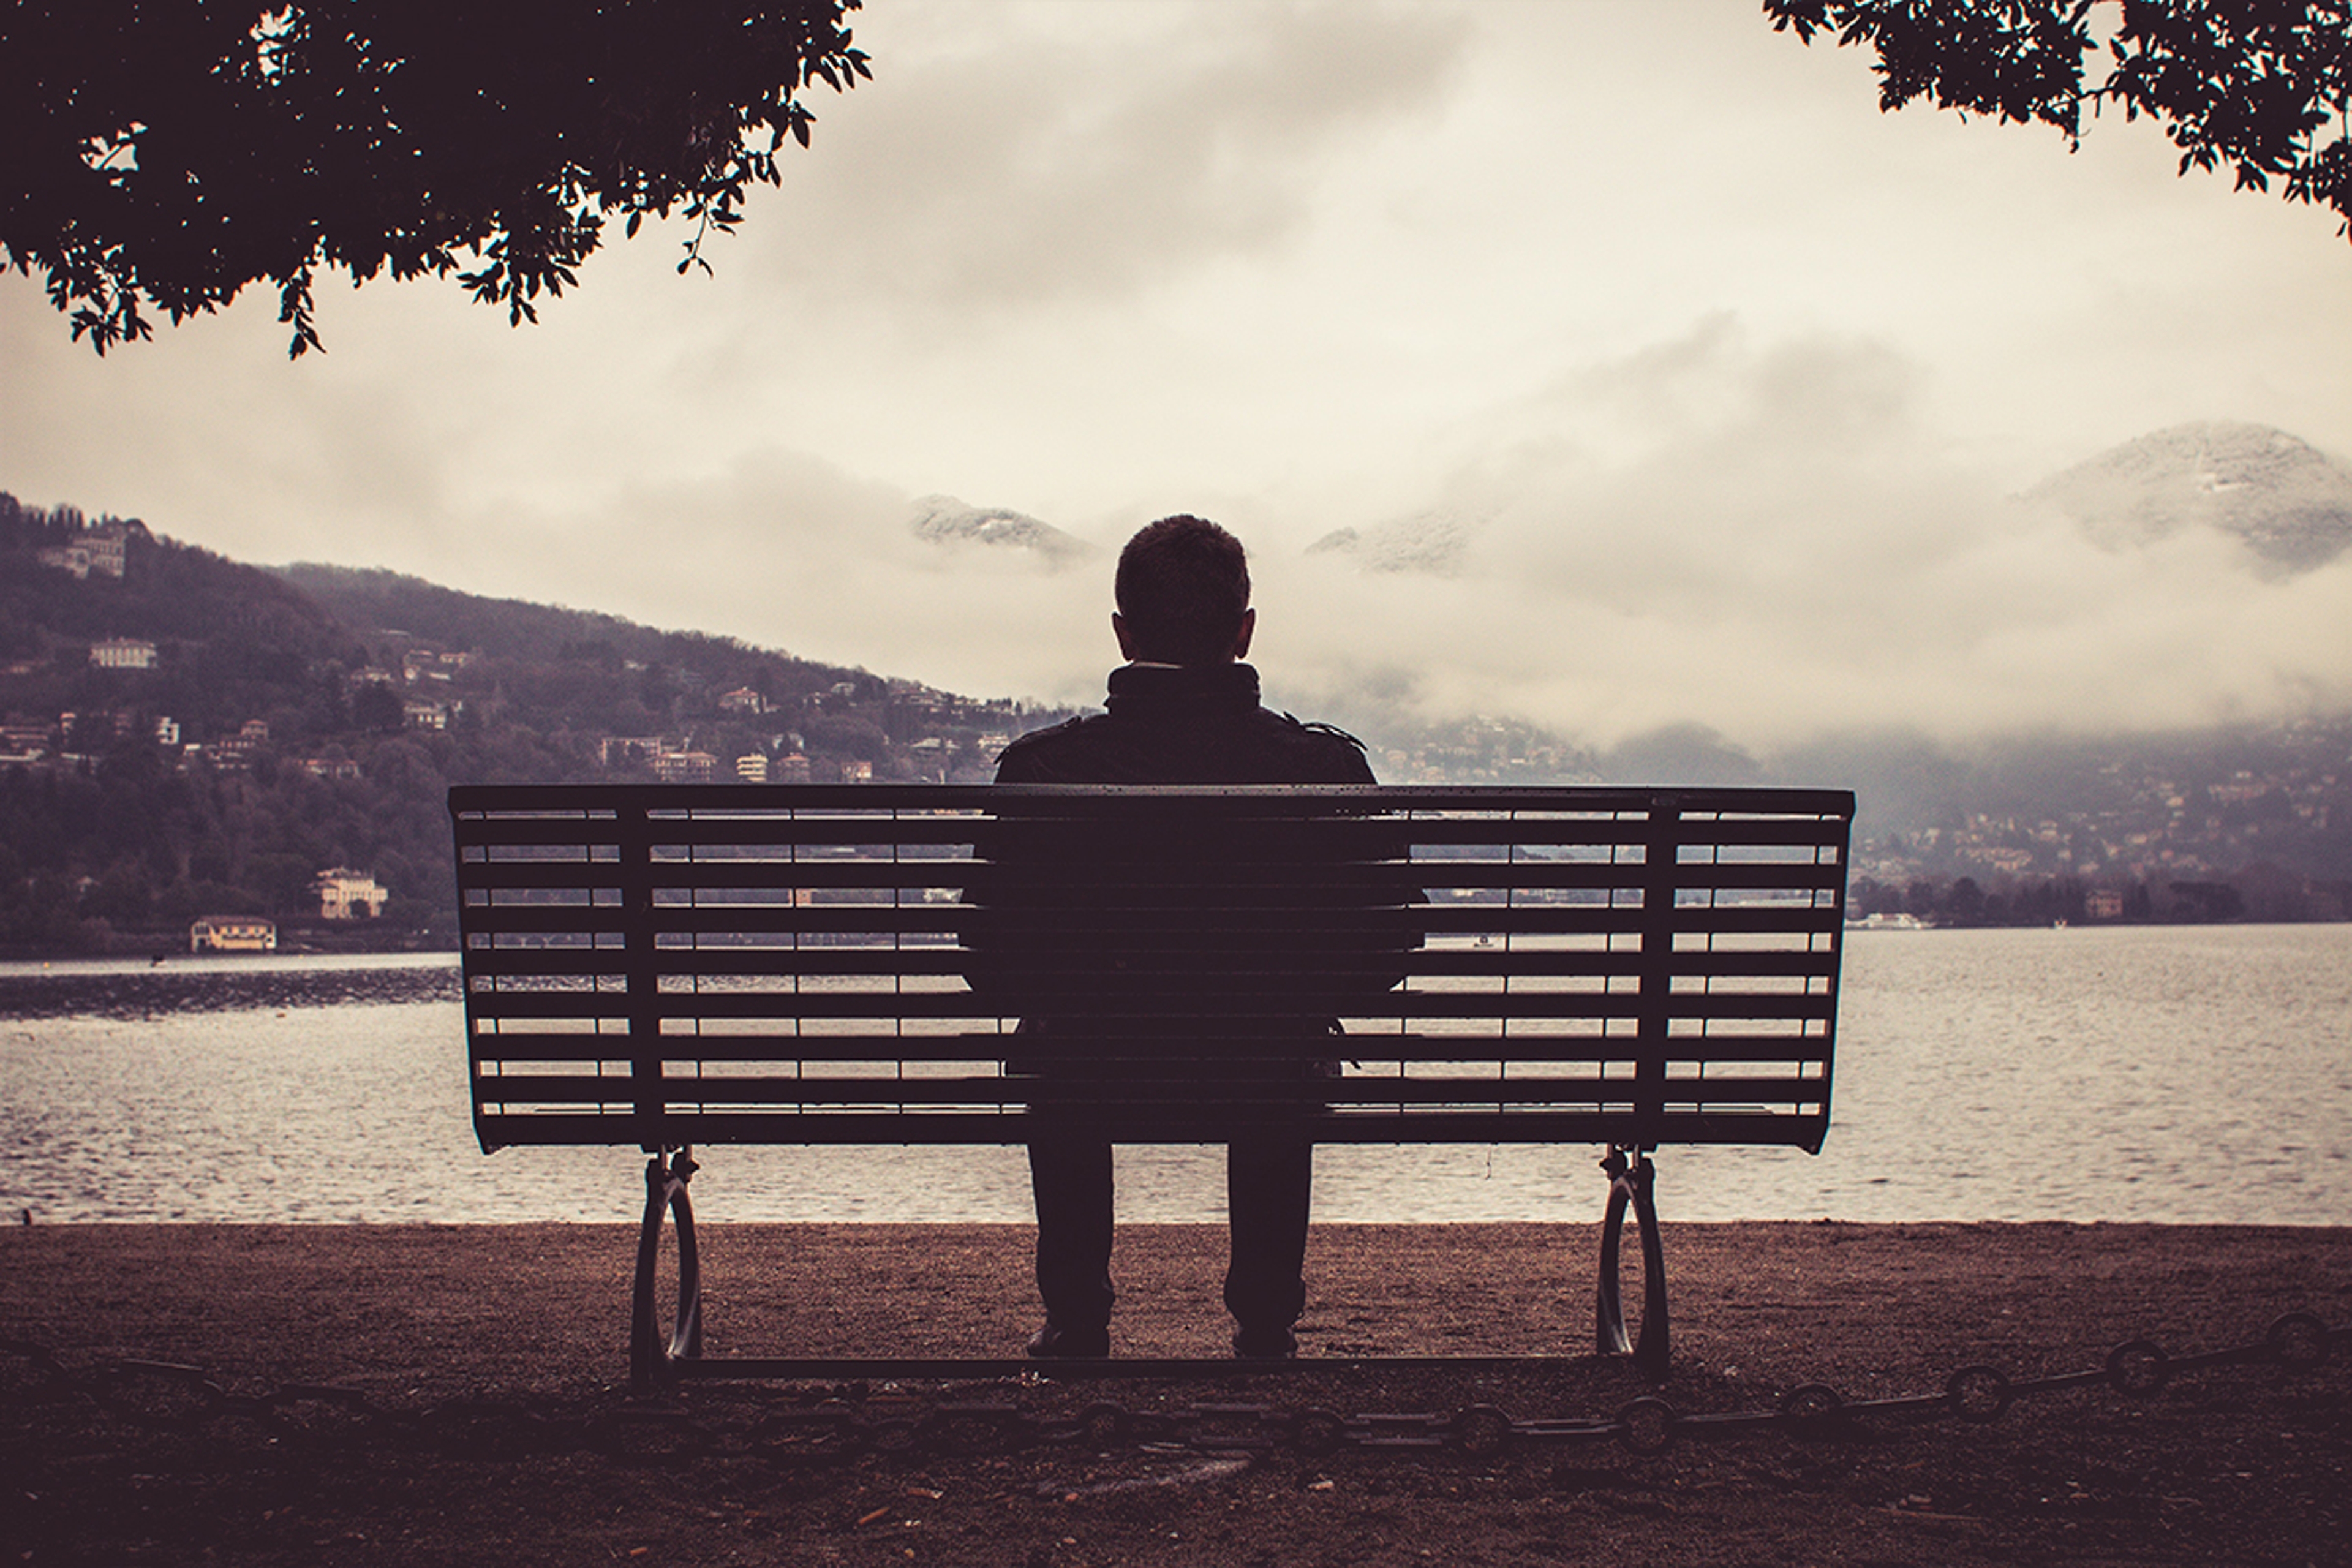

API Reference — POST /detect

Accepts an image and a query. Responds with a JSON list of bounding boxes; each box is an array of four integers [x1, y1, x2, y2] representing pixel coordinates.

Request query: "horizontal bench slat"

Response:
[[462, 987, 1836, 1024], [458, 945, 1837, 984], [473, 1073, 1824, 1112], [453, 782, 1854, 810], [455, 867, 1690, 898], [456, 817, 1847, 858], [470, 1107, 1830, 1150], [468, 1031, 1830, 1065], [459, 857, 1841, 895], [456, 902, 1841, 940], [1392, 819, 1845, 850], [459, 947, 978, 978]]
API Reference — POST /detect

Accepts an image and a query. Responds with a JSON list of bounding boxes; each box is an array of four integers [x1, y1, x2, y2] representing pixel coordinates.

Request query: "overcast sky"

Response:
[[4, 0, 2349, 752]]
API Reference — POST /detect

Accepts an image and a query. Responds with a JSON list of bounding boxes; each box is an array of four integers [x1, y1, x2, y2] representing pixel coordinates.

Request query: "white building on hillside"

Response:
[[89, 638, 157, 670], [190, 916, 276, 952], [315, 868, 389, 920]]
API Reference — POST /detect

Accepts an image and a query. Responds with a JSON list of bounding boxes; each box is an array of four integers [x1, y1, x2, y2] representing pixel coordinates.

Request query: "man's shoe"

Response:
[[1026, 1323, 1110, 1359], [1231, 1324, 1298, 1359]]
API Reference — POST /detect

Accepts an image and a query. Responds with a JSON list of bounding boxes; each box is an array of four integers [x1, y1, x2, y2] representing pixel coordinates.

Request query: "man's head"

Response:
[[1112, 514, 1256, 666]]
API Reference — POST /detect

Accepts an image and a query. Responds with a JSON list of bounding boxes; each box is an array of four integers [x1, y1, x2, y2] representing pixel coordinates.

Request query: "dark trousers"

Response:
[[1027, 1136, 1313, 1333]]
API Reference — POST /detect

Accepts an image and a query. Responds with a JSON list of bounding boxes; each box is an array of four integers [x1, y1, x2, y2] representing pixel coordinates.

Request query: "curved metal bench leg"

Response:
[[1596, 1145, 1670, 1381], [630, 1147, 702, 1396], [1597, 1149, 1634, 1358]]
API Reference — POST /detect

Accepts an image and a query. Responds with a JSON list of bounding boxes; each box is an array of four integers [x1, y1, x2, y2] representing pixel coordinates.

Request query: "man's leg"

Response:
[[1224, 1136, 1311, 1355], [1027, 1137, 1114, 1355]]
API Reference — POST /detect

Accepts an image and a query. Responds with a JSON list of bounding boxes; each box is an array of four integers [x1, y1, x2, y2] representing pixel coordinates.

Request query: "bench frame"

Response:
[[449, 782, 1853, 1387]]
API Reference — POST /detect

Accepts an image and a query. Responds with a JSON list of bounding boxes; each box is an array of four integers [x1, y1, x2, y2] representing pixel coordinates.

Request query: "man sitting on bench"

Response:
[[979, 514, 1406, 1360]]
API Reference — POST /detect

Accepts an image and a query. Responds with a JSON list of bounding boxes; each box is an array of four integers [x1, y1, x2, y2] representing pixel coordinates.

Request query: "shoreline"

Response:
[[6, 913, 2344, 966]]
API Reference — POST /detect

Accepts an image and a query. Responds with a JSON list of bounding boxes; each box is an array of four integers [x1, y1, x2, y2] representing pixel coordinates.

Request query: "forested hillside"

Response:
[[6, 492, 2346, 954], [0, 497, 1065, 954]]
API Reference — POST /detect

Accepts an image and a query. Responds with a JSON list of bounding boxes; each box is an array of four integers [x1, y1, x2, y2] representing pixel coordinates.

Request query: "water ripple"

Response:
[[2, 932, 2348, 1224]]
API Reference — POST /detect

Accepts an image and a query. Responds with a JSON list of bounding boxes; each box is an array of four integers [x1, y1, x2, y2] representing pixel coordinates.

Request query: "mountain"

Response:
[[2024, 421, 2352, 576], [276, 563, 682, 665], [6, 485, 2350, 955], [909, 495, 1096, 566], [1306, 510, 1481, 575], [0, 501, 1077, 955], [0, 499, 366, 742]]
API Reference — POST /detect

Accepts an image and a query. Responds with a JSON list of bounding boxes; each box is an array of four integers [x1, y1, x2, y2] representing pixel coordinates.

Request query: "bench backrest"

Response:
[[450, 783, 1853, 1155]]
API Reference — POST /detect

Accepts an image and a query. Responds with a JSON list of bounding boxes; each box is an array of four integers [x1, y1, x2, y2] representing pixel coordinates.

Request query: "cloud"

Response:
[[426, 449, 1118, 707], [351, 317, 2348, 759], [1246, 322, 2352, 751], [752, 0, 1472, 317]]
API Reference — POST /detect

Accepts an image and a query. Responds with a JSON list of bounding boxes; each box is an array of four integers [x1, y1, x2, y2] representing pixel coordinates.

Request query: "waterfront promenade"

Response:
[[5, 1221, 2346, 1564]]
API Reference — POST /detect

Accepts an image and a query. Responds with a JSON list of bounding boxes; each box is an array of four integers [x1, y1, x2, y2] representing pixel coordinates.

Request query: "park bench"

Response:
[[448, 782, 1853, 1390]]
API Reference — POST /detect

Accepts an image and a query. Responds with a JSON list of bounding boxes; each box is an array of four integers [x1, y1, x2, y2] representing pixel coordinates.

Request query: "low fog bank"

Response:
[[1254, 507, 2351, 765], [1250, 326, 2352, 757], [398, 326, 2350, 795]]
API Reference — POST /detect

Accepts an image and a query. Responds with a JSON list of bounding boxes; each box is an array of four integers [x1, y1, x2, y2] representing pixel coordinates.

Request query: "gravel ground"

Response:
[[4, 1220, 2348, 1566]]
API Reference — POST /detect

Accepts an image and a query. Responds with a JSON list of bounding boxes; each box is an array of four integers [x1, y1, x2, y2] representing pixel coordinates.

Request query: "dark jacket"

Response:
[[970, 663, 1406, 1069], [992, 662, 1375, 787]]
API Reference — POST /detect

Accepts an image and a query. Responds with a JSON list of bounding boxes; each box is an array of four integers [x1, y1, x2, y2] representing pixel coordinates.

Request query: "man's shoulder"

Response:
[[1248, 709, 1376, 782], [993, 714, 1112, 782]]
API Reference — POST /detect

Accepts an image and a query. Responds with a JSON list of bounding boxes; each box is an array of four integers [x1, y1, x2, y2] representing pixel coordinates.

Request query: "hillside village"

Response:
[[0, 498, 1080, 954], [1855, 718, 2350, 907], [1, 495, 2347, 952]]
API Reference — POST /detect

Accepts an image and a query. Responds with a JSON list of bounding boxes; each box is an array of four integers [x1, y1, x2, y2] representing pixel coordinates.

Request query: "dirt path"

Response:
[[5, 1221, 2347, 1565]]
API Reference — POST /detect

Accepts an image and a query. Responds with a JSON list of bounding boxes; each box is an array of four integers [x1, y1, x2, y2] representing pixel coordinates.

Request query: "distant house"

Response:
[[85, 526, 129, 578], [37, 522, 131, 580], [402, 648, 472, 685], [88, 638, 157, 670], [597, 735, 668, 767], [718, 687, 766, 715], [777, 753, 812, 783], [190, 916, 276, 953], [314, 868, 388, 920], [211, 718, 273, 771], [404, 699, 449, 730], [735, 753, 770, 783], [301, 757, 362, 782], [653, 750, 717, 784]]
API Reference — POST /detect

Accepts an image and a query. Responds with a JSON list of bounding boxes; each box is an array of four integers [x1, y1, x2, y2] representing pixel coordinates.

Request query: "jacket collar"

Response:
[[1104, 661, 1261, 715]]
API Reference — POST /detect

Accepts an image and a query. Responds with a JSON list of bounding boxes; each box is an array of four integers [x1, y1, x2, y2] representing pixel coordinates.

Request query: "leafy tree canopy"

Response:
[[2, 1, 870, 356], [1765, 1, 2351, 243]]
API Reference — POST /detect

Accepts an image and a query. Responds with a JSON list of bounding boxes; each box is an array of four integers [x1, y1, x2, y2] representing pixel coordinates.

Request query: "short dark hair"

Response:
[[1114, 515, 1251, 665]]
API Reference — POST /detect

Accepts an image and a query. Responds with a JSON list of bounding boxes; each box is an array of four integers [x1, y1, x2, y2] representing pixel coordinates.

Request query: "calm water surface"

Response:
[[2, 928, 2346, 1224]]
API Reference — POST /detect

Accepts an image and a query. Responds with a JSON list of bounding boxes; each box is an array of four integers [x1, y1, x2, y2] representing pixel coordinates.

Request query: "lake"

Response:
[[2, 925, 2346, 1225]]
